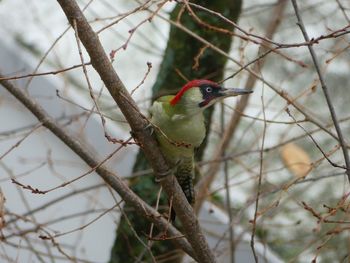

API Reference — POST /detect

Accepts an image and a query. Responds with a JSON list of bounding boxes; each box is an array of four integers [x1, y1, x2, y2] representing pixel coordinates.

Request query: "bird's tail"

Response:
[[170, 172, 195, 221], [178, 174, 195, 205]]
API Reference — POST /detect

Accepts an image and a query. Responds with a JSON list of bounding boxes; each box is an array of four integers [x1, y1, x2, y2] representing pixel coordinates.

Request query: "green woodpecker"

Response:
[[150, 79, 252, 219]]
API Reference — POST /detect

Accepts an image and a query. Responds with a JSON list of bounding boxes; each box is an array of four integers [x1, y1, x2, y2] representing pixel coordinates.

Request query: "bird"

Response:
[[150, 79, 252, 220]]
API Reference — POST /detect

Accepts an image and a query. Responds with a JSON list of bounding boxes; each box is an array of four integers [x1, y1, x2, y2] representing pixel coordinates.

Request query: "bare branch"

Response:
[[250, 87, 267, 263], [55, 1, 216, 262], [195, 0, 288, 212], [291, 0, 350, 181], [0, 76, 194, 259]]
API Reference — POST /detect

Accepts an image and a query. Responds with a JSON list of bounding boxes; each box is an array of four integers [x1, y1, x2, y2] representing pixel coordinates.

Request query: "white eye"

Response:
[[206, 87, 212, 93]]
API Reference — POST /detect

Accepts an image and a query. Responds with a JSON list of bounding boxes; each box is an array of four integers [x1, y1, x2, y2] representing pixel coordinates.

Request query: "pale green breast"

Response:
[[150, 96, 206, 157]]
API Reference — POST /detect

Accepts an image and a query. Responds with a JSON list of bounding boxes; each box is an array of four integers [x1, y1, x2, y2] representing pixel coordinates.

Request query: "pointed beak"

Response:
[[218, 87, 253, 97]]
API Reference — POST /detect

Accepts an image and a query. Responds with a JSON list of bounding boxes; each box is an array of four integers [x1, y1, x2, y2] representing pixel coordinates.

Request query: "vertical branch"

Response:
[[221, 103, 235, 263], [0, 75, 195, 259], [195, 0, 288, 212], [291, 0, 350, 182], [55, 1, 216, 262], [112, 0, 243, 261], [250, 86, 267, 263]]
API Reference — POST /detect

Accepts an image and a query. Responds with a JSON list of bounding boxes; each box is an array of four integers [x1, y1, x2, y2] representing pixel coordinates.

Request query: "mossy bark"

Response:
[[110, 1, 242, 262]]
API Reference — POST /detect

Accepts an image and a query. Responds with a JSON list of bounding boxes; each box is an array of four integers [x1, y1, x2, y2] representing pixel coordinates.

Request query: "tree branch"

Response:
[[154, 7, 340, 142], [291, 0, 350, 181], [0, 75, 195, 259], [195, 0, 288, 211], [52, 0, 216, 262]]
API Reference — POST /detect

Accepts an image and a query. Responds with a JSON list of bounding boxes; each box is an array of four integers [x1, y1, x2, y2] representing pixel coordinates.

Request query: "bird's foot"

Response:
[[143, 123, 154, 136], [155, 160, 181, 182], [155, 168, 173, 182], [129, 123, 154, 144]]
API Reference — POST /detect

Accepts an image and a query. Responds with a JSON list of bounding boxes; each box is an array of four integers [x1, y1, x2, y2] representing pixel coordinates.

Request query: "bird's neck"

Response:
[[173, 88, 204, 117]]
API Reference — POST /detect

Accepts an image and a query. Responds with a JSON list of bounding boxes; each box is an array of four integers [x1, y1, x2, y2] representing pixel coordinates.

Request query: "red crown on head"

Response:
[[170, 79, 218, 106]]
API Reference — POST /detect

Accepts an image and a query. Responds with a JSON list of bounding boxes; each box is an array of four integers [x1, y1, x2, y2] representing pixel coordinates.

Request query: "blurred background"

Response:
[[0, 0, 349, 262]]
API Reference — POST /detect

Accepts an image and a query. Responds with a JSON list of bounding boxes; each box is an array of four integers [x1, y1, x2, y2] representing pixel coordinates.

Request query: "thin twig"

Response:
[[291, 0, 350, 181], [12, 137, 133, 195], [194, 0, 288, 212], [250, 86, 267, 263], [176, 0, 350, 49], [23, 0, 94, 90], [0, 124, 42, 160], [0, 62, 91, 81], [130, 62, 153, 96], [73, 19, 129, 146], [286, 108, 346, 170], [136, 186, 163, 263], [221, 103, 235, 263], [53, 203, 120, 238], [151, 8, 340, 141], [0, 75, 195, 259]]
